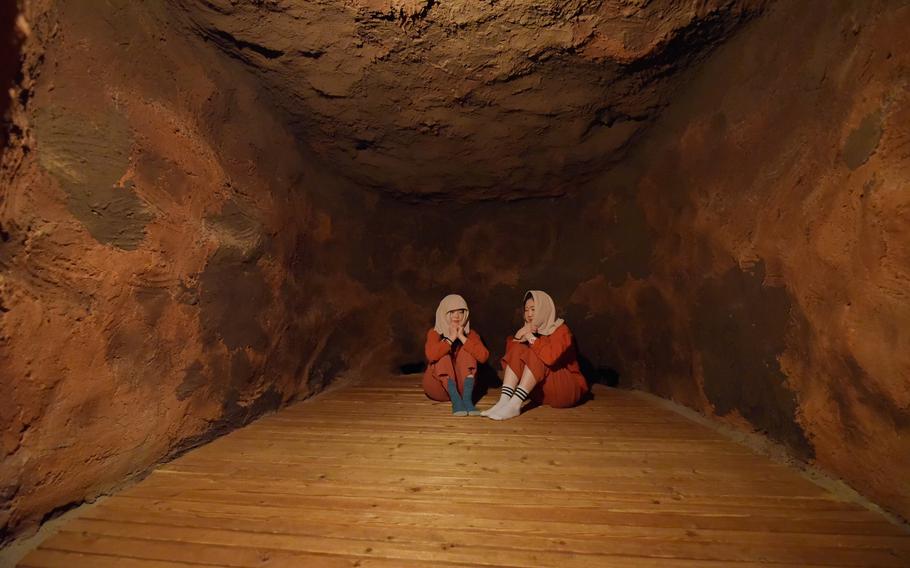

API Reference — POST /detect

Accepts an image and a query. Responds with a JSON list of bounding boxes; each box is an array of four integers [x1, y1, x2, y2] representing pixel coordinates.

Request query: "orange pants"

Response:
[[423, 348, 478, 401], [502, 342, 583, 408]]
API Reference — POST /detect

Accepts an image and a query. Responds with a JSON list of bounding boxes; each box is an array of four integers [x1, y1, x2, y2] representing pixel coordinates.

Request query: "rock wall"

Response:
[[2, 0, 909, 546], [334, 0, 910, 521], [612, 0, 910, 520], [0, 0, 391, 543], [171, 0, 765, 200]]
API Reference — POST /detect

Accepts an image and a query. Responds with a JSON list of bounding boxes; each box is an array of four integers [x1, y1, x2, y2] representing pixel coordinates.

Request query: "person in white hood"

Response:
[[423, 294, 490, 416]]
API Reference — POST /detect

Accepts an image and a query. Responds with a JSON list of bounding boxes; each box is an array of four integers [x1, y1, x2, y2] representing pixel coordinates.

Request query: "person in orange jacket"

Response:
[[423, 294, 490, 416], [483, 290, 588, 420]]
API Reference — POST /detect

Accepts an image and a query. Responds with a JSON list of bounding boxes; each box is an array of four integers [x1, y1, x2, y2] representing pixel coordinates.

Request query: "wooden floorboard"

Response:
[[20, 376, 910, 567]]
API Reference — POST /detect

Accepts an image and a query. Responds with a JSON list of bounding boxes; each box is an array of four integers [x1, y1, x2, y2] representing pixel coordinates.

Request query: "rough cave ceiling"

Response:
[[172, 0, 764, 201]]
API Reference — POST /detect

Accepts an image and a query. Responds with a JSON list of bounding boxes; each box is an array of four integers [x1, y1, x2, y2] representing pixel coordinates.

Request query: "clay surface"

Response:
[[172, 0, 764, 200], [2, 0, 909, 546]]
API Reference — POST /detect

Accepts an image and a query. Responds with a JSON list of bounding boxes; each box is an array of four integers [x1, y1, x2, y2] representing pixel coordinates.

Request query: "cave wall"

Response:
[[613, 0, 910, 519], [172, 0, 766, 201], [421, 0, 908, 519], [347, 0, 910, 520], [2, 0, 908, 546], [0, 0, 391, 543]]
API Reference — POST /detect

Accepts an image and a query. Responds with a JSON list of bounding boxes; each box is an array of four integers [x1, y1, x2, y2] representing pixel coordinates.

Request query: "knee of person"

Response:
[[506, 343, 525, 356], [458, 354, 477, 367], [548, 393, 579, 409], [524, 364, 544, 381], [424, 389, 448, 402]]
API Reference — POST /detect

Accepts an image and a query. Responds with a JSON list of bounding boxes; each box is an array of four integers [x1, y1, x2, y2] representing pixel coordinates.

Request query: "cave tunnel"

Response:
[[2, 0, 910, 566]]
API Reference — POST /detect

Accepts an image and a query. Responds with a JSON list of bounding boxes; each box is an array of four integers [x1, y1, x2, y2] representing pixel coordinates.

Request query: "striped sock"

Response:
[[490, 386, 528, 421], [482, 385, 514, 416]]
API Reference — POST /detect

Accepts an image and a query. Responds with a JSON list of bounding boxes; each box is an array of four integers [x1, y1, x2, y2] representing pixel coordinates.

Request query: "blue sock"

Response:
[[462, 377, 481, 416], [446, 379, 467, 416]]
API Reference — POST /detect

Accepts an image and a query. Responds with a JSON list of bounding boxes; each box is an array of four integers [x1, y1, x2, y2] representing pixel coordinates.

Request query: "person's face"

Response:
[[448, 309, 466, 326], [523, 298, 535, 324]]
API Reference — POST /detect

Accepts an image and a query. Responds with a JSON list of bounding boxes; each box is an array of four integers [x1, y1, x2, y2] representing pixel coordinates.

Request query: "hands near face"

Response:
[[514, 324, 530, 340], [514, 324, 538, 343], [448, 322, 468, 343]]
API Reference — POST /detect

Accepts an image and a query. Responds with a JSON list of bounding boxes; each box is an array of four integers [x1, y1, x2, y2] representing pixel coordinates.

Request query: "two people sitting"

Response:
[[422, 290, 588, 421]]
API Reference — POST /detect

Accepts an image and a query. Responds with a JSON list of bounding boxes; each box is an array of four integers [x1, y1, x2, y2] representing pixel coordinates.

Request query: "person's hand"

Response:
[[448, 322, 458, 340], [457, 326, 468, 343], [514, 324, 530, 340]]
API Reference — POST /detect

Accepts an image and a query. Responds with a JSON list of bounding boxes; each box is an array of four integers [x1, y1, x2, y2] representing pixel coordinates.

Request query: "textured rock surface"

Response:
[[2, 0, 909, 547], [607, 0, 910, 519], [0, 0, 392, 544], [320, 1, 910, 523], [173, 0, 763, 200]]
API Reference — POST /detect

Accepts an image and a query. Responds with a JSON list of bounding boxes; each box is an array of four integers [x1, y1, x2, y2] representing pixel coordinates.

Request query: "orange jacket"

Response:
[[530, 324, 581, 372], [504, 324, 587, 393], [425, 328, 490, 364]]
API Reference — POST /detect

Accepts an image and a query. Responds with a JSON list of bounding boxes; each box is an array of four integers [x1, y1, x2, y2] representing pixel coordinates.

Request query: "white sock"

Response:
[[490, 387, 529, 421], [481, 386, 514, 416]]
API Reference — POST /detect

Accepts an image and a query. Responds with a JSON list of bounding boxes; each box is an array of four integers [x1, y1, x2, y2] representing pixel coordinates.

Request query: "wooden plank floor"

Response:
[[20, 376, 910, 567]]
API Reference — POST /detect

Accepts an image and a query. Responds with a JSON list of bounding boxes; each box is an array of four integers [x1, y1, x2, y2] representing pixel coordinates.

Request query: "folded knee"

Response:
[[543, 387, 581, 408], [424, 390, 449, 402]]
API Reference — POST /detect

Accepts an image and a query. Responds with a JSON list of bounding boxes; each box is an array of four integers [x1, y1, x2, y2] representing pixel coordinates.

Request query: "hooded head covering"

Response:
[[525, 290, 564, 336], [434, 294, 470, 339]]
